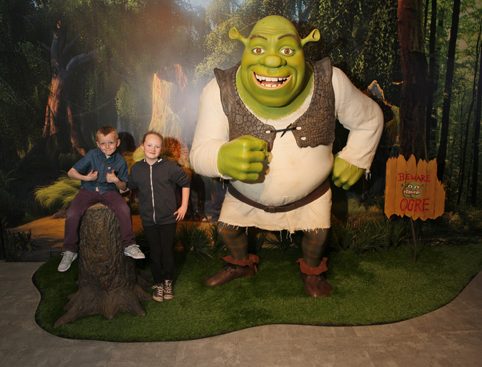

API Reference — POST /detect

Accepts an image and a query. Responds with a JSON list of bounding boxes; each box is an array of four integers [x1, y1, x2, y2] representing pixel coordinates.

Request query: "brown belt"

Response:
[[227, 180, 330, 213]]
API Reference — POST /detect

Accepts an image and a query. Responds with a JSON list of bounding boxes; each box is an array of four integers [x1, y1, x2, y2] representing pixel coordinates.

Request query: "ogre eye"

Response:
[[280, 47, 295, 56], [252, 47, 264, 55]]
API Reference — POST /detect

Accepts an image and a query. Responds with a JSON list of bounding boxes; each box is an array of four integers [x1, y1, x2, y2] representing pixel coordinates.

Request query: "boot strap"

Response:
[[297, 257, 328, 275], [223, 254, 259, 267]]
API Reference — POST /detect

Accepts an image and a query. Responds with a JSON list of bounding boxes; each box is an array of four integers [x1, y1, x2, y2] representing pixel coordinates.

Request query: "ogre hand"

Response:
[[332, 156, 365, 190], [218, 135, 268, 182]]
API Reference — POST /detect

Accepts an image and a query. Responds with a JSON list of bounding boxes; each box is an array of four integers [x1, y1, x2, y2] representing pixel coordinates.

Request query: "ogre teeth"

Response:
[[255, 73, 288, 82]]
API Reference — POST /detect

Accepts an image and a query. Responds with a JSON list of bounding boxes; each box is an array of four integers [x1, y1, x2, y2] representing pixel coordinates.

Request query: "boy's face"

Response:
[[96, 132, 120, 156], [142, 134, 162, 161]]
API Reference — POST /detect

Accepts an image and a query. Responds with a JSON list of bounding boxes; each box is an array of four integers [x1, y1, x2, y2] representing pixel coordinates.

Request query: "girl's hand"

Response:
[[174, 205, 188, 221]]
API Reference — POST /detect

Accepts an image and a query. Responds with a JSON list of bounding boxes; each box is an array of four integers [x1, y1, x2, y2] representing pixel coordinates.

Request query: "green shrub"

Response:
[[443, 208, 482, 233], [421, 208, 482, 238], [0, 188, 25, 226], [34, 176, 80, 212], [330, 215, 409, 253], [208, 223, 224, 252], [0, 169, 25, 225], [464, 207, 482, 232], [176, 223, 213, 259]]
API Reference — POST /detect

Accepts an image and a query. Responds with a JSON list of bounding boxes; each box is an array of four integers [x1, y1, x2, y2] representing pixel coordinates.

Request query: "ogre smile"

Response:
[[254, 72, 291, 89]]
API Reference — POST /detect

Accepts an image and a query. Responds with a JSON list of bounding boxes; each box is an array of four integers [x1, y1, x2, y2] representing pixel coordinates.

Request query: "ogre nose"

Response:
[[263, 55, 286, 68]]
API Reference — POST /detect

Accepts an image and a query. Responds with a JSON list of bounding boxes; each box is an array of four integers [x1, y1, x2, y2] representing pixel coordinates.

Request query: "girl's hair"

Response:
[[141, 131, 163, 144]]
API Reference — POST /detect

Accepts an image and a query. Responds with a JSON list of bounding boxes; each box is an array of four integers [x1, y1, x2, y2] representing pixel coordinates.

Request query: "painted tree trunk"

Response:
[[436, 0, 461, 179], [134, 65, 190, 166], [42, 20, 94, 160], [425, 0, 438, 154], [42, 75, 63, 138], [55, 204, 149, 327], [471, 43, 482, 204], [457, 26, 481, 205], [397, 0, 428, 159]]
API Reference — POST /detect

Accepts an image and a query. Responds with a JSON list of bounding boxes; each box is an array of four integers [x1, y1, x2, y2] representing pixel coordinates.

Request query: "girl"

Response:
[[129, 131, 190, 302]]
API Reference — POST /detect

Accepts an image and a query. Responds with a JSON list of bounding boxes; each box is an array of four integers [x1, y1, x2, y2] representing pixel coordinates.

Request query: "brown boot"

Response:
[[297, 257, 332, 298], [300, 273, 332, 297], [205, 254, 259, 287]]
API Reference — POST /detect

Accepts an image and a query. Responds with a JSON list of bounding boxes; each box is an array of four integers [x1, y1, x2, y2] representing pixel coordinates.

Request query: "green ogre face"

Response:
[[239, 16, 307, 107]]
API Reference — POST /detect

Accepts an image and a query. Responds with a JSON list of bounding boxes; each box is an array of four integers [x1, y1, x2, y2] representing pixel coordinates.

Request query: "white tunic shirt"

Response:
[[190, 67, 383, 232]]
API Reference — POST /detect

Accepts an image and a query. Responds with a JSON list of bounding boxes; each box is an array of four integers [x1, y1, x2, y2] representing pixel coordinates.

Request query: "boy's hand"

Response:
[[106, 170, 119, 183], [106, 170, 127, 191], [84, 170, 98, 181], [217, 135, 269, 182]]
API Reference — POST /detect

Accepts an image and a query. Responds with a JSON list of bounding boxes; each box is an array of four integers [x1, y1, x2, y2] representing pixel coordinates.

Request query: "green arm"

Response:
[[332, 156, 365, 190]]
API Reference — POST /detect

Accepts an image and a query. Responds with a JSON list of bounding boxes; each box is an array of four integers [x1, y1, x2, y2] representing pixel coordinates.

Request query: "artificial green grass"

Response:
[[33, 241, 482, 341]]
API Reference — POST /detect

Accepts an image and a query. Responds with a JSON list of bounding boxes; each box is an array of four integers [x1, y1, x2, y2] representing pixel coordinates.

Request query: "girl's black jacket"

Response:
[[128, 158, 190, 226]]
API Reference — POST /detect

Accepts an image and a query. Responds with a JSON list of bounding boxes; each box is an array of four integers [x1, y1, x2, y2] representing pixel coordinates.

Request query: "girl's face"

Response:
[[142, 134, 162, 162]]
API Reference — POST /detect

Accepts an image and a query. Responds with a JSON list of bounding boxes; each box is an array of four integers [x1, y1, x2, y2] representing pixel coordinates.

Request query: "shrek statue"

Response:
[[190, 15, 383, 297]]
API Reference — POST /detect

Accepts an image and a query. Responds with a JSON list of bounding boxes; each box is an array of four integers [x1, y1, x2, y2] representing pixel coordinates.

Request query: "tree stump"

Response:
[[55, 204, 149, 327]]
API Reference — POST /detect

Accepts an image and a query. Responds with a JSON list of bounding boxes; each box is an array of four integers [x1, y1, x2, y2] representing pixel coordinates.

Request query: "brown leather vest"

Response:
[[213, 57, 335, 151]]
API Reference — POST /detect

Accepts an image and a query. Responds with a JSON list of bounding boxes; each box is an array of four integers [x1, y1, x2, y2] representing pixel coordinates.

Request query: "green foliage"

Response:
[[176, 223, 214, 259], [208, 223, 224, 252], [331, 216, 408, 253], [34, 176, 80, 212], [425, 0, 481, 204], [315, 0, 399, 96], [0, 0, 48, 172], [463, 207, 482, 232], [0, 168, 15, 189], [0, 189, 25, 226], [0, 169, 25, 225], [426, 208, 482, 235], [115, 80, 150, 141]]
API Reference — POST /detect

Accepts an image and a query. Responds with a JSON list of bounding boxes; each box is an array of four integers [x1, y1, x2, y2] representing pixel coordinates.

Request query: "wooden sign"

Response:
[[384, 155, 445, 220]]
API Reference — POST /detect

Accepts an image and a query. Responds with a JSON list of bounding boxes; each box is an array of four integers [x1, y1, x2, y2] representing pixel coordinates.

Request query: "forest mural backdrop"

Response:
[[0, 0, 480, 229]]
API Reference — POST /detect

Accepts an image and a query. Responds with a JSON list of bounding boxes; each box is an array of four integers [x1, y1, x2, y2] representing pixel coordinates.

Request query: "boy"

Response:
[[58, 126, 145, 272]]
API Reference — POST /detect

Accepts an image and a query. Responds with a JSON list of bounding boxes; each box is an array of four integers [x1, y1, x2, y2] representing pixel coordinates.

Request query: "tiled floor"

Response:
[[1, 261, 481, 367]]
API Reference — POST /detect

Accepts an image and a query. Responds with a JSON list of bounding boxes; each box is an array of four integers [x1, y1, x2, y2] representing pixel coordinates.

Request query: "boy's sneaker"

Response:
[[152, 284, 164, 302], [124, 244, 145, 259], [163, 280, 174, 300], [57, 251, 78, 272]]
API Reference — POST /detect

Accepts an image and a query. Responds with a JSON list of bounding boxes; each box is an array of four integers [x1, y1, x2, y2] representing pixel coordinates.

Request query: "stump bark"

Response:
[[55, 204, 149, 327]]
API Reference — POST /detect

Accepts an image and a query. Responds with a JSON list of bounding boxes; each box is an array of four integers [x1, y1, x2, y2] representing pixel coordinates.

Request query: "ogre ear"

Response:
[[229, 27, 249, 47], [301, 29, 321, 47]]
